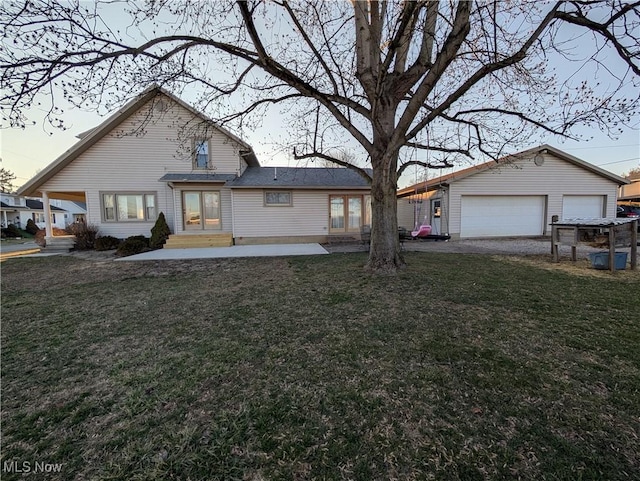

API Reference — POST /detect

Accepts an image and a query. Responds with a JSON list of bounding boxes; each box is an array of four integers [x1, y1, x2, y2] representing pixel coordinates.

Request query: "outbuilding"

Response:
[[397, 145, 629, 239]]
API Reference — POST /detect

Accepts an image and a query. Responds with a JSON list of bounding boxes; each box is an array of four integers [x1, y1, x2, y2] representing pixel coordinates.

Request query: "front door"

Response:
[[183, 191, 221, 231]]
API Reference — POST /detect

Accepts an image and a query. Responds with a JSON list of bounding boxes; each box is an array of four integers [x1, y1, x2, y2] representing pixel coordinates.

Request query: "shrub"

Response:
[[116, 236, 150, 257], [34, 227, 70, 247], [95, 235, 121, 251], [1, 224, 22, 238], [34, 229, 45, 246], [150, 212, 171, 249], [68, 222, 99, 250], [25, 219, 39, 235]]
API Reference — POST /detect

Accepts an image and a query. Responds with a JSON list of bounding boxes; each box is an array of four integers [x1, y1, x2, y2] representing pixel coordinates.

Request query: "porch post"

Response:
[[42, 191, 53, 238]]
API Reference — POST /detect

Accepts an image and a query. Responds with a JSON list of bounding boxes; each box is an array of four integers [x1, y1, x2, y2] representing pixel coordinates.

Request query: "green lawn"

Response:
[[1, 252, 639, 480]]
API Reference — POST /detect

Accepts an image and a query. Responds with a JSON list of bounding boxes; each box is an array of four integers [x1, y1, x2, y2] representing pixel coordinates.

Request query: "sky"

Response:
[[2, 97, 638, 192], [1, 1, 639, 191]]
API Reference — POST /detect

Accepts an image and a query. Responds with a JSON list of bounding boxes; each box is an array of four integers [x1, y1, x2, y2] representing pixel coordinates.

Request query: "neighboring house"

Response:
[[50, 199, 87, 226], [1, 193, 67, 230], [0, 193, 26, 228], [16, 86, 371, 245], [397, 145, 628, 239], [619, 174, 640, 203]]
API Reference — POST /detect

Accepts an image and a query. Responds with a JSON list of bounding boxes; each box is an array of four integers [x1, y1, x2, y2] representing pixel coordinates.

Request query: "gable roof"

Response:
[[227, 167, 372, 189], [25, 199, 66, 211], [397, 144, 629, 197], [17, 85, 259, 197], [0, 200, 65, 211]]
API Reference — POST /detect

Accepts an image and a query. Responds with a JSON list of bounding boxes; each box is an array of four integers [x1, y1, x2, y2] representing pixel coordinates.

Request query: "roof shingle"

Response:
[[226, 167, 371, 189]]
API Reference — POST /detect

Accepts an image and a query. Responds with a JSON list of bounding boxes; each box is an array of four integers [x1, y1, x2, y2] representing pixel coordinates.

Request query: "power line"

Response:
[[563, 143, 639, 150], [597, 157, 639, 166]]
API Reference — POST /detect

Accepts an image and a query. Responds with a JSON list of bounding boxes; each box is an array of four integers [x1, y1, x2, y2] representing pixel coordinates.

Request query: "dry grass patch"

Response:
[[500, 253, 640, 281], [1, 252, 639, 480]]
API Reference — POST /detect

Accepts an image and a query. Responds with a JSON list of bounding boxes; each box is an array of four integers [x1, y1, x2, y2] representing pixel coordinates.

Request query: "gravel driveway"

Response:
[[327, 237, 637, 260]]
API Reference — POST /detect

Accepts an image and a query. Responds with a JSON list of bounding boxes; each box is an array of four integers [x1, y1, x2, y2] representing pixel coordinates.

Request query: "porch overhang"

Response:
[[158, 173, 237, 184], [21, 190, 87, 203]]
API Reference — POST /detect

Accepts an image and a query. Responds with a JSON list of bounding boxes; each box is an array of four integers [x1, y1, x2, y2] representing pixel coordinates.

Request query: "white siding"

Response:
[[232, 189, 368, 239], [37, 94, 248, 238], [398, 193, 429, 230], [18, 210, 66, 230], [397, 190, 445, 232], [562, 195, 604, 220], [447, 153, 619, 238]]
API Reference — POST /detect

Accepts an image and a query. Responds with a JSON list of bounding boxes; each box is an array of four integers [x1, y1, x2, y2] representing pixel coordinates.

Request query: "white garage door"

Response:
[[562, 195, 604, 220], [460, 196, 545, 238]]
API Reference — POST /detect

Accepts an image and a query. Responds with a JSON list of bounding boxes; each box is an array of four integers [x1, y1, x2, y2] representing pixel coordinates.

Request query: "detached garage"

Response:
[[398, 145, 628, 239]]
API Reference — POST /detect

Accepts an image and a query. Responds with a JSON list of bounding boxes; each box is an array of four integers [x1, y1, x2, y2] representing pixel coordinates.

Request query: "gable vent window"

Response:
[[102, 192, 156, 222], [194, 140, 209, 169]]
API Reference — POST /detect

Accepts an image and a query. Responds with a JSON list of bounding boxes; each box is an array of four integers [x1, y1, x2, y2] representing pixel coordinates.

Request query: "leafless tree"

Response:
[[1, 0, 639, 272]]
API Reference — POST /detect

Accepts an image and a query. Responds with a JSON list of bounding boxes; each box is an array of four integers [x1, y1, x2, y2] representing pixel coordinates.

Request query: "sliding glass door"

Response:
[[183, 191, 221, 231]]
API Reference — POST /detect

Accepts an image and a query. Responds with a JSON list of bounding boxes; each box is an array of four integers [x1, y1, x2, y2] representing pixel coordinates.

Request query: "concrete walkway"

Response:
[[0, 241, 42, 259], [116, 243, 329, 261]]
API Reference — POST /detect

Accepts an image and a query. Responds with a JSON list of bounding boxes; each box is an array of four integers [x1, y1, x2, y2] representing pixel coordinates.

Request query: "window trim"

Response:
[[329, 194, 369, 233], [193, 139, 210, 170], [264, 190, 293, 207], [100, 191, 157, 223]]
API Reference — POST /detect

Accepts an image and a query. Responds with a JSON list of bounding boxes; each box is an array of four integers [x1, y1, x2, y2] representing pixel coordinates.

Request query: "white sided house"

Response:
[[17, 86, 372, 247], [397, 145, 628, 239], [0, 193, 67, 230]]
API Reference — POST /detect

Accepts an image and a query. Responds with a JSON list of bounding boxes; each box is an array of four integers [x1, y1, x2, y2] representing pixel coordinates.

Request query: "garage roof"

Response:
[[398, 144, 629, 198]]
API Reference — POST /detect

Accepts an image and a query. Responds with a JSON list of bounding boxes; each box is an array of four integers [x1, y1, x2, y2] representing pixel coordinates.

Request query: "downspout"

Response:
[[442, 186, 450, 236], [168, 182, 177, 234], [230, 187, 235, 244]]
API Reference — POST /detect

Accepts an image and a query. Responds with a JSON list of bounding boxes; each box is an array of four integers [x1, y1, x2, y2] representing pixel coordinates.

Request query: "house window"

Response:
[[33, 213, 45, 223], [264, 191, 292, 206], [101, 193, 156, 222], [194, 140, 209, 169]]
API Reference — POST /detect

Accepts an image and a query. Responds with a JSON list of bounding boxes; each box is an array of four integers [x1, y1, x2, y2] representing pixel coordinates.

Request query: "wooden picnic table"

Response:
[[551, 218, 638, 271]]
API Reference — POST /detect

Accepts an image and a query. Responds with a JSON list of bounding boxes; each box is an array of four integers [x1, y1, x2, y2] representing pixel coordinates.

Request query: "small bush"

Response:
[[25, 219, 39, 235], [150, 212, 171, 249], [68, 222, 99, 250], [95, 236, 121, 251], [1, 224, 22, 238], [116, 236, 150, 257], [34, 229, 45, 246], [34, 227, 70, 247]]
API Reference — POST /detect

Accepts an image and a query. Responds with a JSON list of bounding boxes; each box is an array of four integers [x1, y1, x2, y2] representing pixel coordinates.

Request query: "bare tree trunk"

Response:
[[366, 154, 405, 273]]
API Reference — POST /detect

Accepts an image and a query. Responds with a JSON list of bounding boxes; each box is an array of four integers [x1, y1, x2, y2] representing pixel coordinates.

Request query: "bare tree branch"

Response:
[[293, 148, 372, 182]]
